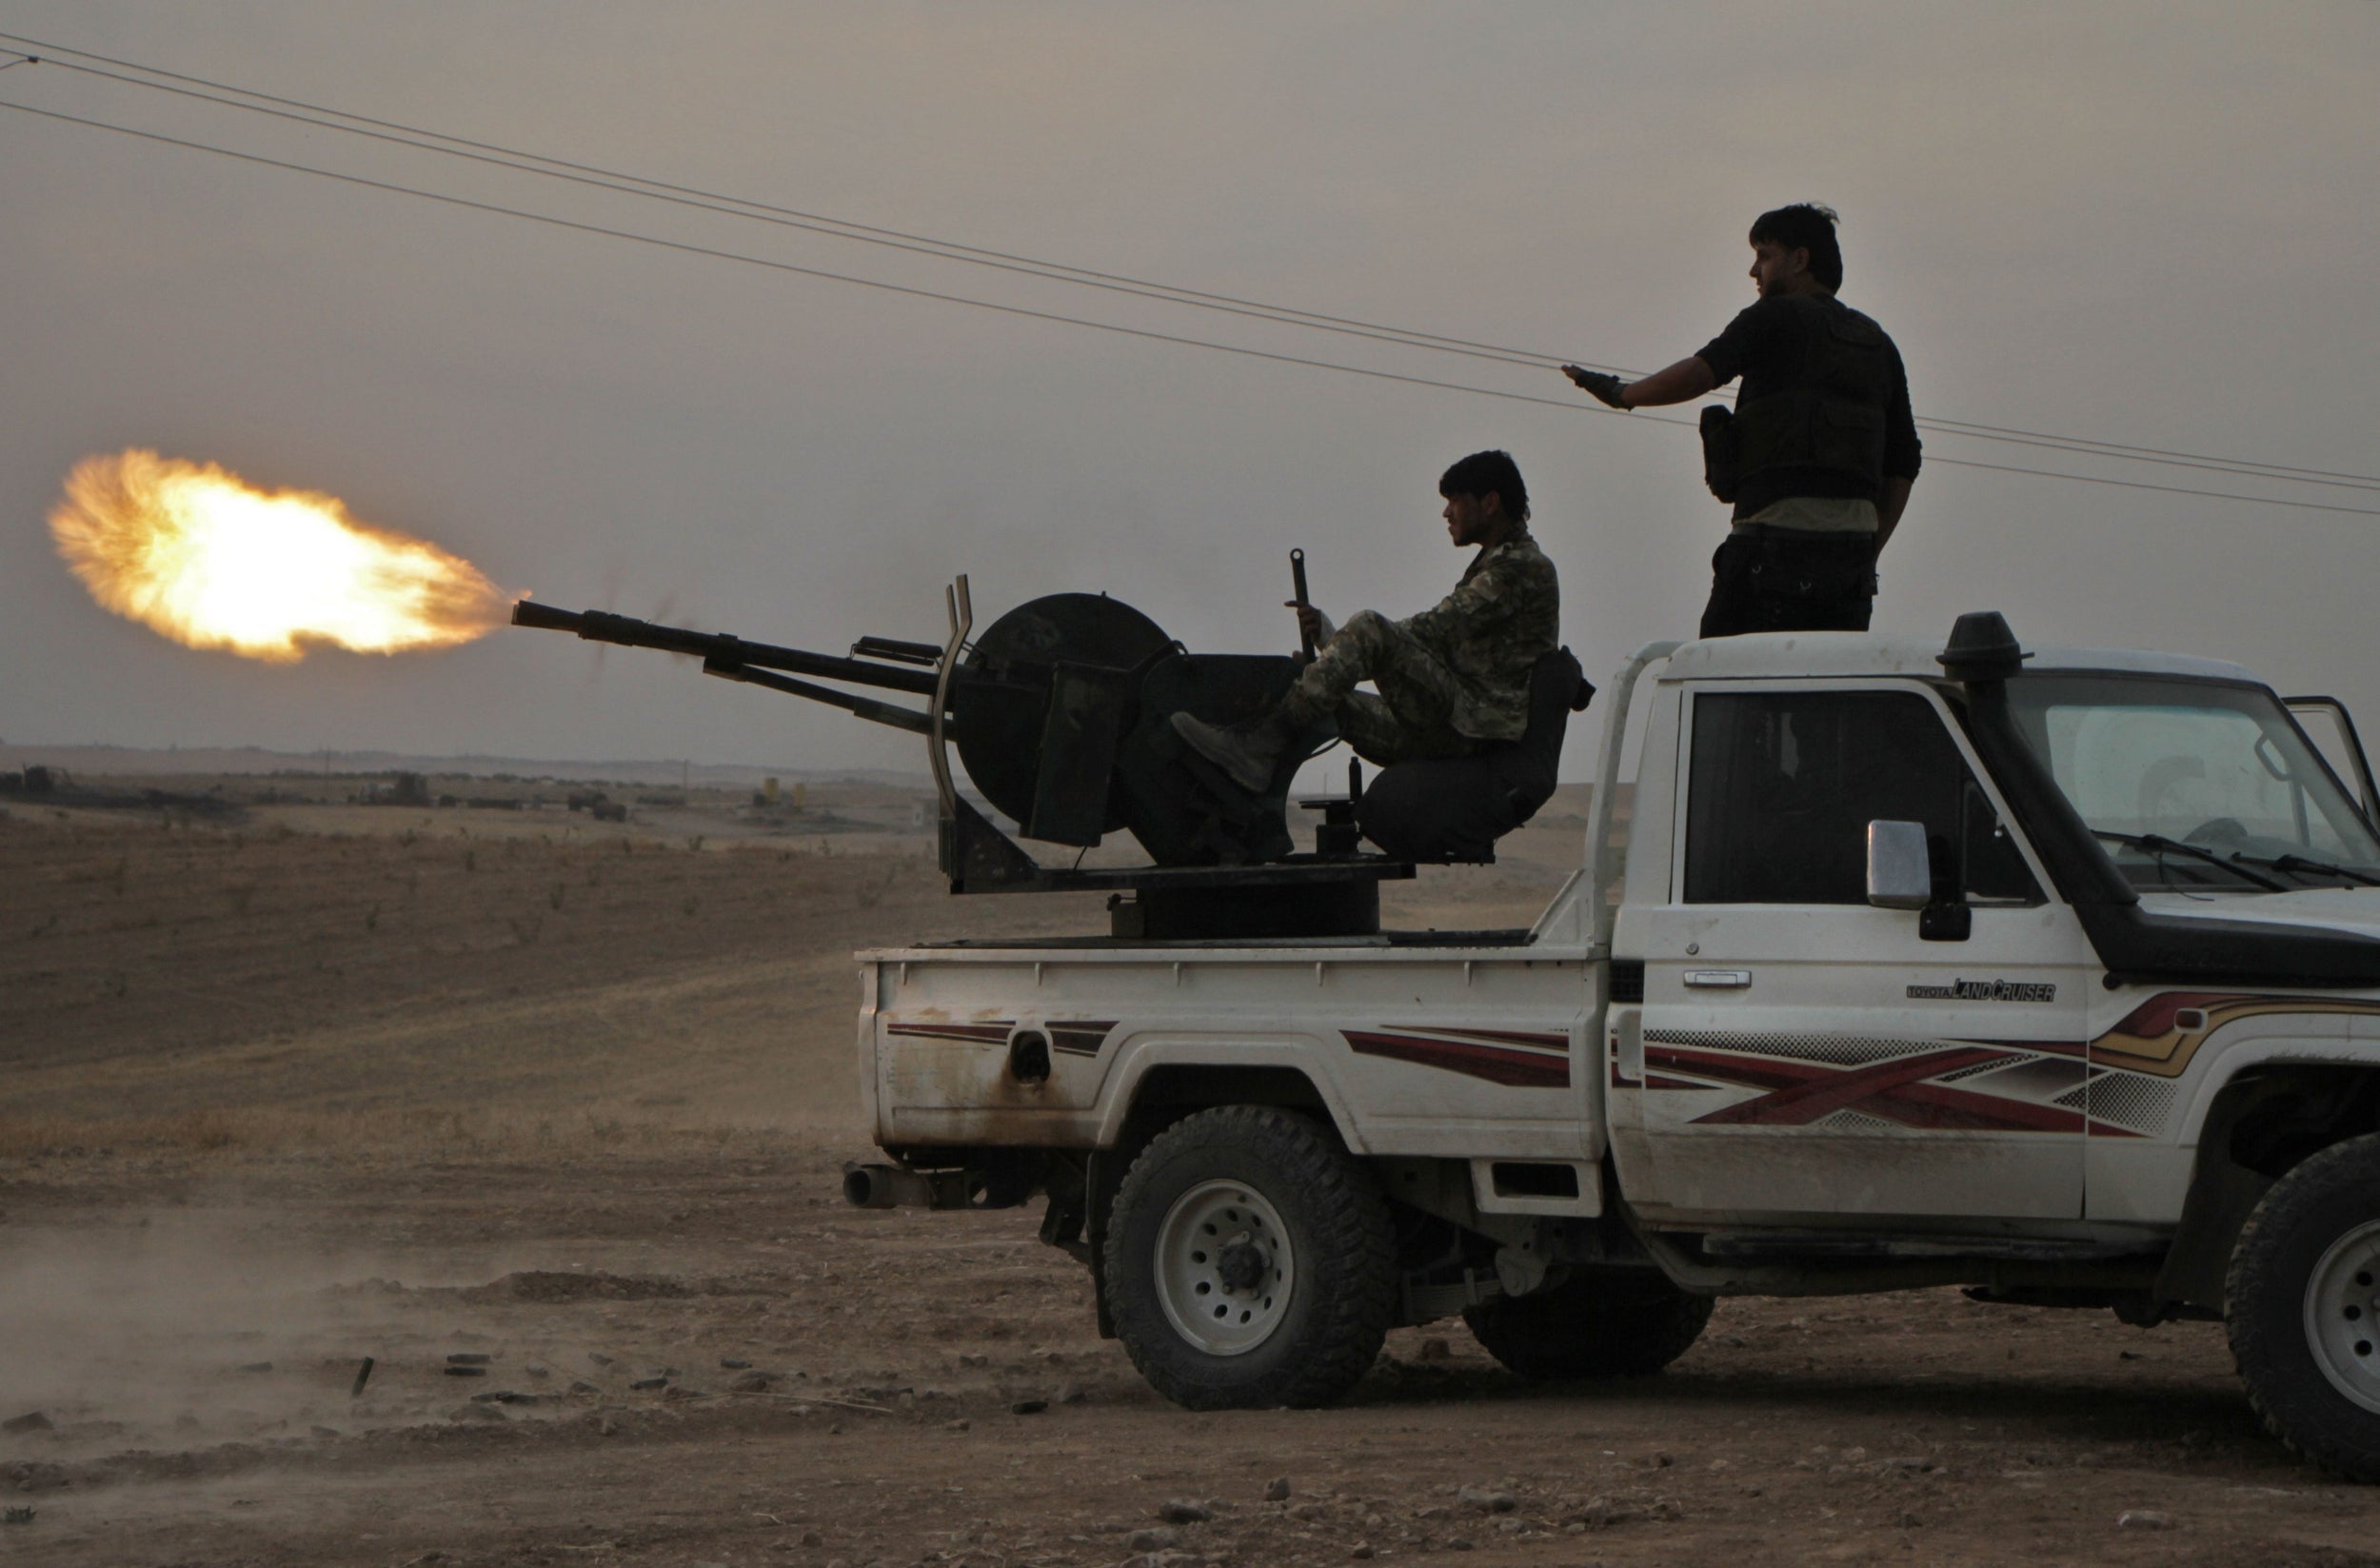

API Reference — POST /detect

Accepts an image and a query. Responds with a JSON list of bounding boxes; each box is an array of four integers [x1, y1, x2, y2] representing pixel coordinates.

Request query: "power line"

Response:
[[1917, 416, 2380, 487], [1917, 454, 2380, 515], [0, 97, 1644, 416], [4, 91, 2377, 521], [8, 30, 2374, 496], [0, 34, 1615, 380], [1859, 423, 2380, 496]]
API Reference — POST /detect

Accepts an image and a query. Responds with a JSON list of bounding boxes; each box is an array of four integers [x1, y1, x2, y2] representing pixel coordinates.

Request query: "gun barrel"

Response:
[[510, 600, 942, 696], [510, 599, 587, 634]]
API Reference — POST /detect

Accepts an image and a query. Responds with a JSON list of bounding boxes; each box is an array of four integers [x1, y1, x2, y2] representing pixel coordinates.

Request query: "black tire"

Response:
[[1104, 1106, 1398, 1410], [1463, 1267, 1714, 1379], [2228, 1131, 2380, 1482]]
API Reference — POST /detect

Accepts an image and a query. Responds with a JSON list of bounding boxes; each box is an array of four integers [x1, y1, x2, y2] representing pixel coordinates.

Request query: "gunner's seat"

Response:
[[1355, 646, 1593, 863]]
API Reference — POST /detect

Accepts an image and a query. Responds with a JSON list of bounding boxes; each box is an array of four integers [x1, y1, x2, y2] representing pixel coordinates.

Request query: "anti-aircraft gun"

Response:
[[512, 577, 1421, 939]]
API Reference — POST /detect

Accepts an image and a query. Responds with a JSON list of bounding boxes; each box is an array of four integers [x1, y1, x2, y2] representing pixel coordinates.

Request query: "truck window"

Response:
[[2007, 676, 2380, 890], [1685, 689, 2040, 905]]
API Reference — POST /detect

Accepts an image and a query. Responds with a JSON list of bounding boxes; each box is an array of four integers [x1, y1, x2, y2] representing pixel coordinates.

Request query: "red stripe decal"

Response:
[[1648, 1046, 1829, 1093], [1345, 1030, 1570, 1088], [1868, 1079, 2086, 1134], [2105, 992, 2250, 1040], [1690, 1046, 2008, 1126], [1961, 1037, 2089, 1059], [1426, 1027, 1571, 1051], [887, 1022, 1013, 1044], [1049, 1022, 1116, 1056], [1656, 1044, 2090, 1134]]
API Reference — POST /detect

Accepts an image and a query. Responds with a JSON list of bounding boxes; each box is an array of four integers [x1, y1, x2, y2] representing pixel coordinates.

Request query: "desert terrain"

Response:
[[3, 771, 2377, 1568]]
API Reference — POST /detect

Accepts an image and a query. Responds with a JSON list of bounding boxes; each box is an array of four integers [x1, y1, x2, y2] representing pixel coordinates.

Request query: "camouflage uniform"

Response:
[[1280, 525, 1560, 767]]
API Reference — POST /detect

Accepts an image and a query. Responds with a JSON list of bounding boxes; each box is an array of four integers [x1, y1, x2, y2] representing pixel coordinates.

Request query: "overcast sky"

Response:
[[2, 2, 2374, 784]]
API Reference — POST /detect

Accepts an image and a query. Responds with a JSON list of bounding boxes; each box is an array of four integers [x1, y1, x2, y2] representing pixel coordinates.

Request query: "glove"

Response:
[[1562, 366, 1631, 409]]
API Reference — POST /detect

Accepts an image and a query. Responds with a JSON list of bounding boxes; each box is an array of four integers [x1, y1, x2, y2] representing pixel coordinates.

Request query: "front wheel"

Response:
[[1104, 1106, 1398, 1410], [2228, 1131, 2380, 1481], [1464, 1268, 1714, 1379]]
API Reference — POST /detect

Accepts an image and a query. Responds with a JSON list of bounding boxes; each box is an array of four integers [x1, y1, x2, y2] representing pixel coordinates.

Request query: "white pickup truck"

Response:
[[849, 611, 2380, 1480]]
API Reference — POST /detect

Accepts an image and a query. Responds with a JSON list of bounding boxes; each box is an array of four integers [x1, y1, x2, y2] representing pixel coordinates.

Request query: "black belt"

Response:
[[1728, 522, 1878, 552]]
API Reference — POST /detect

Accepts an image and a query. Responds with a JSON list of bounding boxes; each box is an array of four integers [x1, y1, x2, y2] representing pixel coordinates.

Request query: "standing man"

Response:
[[1171, 450, 1557, 791], [1564, 204, 1920, 637]]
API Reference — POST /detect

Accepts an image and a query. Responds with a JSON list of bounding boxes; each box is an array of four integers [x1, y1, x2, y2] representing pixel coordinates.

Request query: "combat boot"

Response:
[[1170, 708, 1298, 793]]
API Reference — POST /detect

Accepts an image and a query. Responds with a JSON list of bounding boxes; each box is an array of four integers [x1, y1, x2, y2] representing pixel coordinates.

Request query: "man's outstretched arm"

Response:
[[1624, 356, 1719, 408], [1562, 356, 1718, 409]]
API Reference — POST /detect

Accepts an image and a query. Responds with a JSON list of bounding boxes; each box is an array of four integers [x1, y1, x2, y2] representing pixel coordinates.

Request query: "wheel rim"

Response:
[[1152, 1179, 1296, 1356], [2302, 1218, 2380, 1415]]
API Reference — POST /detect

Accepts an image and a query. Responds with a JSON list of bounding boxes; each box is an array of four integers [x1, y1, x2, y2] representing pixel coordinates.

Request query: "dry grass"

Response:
[[0, 786, 1587, 1175], [0, 1103, 794, 1161]]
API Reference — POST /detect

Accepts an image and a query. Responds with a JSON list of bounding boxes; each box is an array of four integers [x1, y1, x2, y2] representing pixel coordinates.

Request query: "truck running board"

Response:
[[1696, 1231, 2160, 1263]]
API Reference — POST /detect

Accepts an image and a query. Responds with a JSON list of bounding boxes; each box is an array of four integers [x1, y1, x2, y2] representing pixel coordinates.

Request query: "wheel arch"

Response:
[[2154, 1060, 2380, 1315], [1094, 1042, 1362, 1154]]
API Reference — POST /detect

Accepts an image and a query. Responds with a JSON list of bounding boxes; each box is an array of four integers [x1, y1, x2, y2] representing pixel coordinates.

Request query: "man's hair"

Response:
[[1749, 203, 1843, 291], [1439, 449, 1529, 521]]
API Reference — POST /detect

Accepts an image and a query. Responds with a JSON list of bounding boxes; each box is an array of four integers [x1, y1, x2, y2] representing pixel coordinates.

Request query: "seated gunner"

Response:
[[1172, 449, 1559, 790]]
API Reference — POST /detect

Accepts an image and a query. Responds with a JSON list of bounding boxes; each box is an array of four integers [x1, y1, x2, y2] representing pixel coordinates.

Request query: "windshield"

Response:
[[2005, 675, 2380, 893]]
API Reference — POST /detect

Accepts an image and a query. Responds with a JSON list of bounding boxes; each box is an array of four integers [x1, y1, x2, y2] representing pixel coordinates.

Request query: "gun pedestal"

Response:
[[513, 575, 1414, 941], [940, 775, 1410, 940]]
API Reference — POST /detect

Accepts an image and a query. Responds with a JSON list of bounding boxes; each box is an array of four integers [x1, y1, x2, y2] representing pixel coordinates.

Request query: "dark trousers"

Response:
[[1699, 525, 1878, 638]]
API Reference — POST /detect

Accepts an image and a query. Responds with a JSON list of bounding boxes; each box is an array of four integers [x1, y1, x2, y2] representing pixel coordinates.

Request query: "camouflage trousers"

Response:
[[1280, 609, 1476, 767]]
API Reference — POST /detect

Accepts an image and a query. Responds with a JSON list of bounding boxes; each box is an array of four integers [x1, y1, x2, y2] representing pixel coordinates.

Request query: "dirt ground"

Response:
[[4, 784, 2378, 1568]]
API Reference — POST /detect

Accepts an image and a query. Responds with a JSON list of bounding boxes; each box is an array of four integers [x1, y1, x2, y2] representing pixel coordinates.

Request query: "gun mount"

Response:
[[512, 578, 1411, 939]]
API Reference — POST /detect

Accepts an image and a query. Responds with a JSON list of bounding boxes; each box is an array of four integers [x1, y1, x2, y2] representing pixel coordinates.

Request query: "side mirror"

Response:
[[1866, 820, 1933, 909]]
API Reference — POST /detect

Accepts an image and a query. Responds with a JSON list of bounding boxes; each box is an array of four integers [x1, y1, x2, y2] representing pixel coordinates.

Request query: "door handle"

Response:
[[1682, 969, 1752, 989]]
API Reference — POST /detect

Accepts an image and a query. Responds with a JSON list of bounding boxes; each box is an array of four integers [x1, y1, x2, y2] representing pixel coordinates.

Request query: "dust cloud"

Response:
[[2, 1210, 586, 1455]]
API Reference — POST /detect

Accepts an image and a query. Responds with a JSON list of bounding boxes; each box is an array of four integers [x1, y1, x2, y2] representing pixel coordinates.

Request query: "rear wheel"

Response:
[[2228, 1131, 2380, 1481], [1464, 1268, 1714, 1379], [1105, 1106, 1397, 1410]]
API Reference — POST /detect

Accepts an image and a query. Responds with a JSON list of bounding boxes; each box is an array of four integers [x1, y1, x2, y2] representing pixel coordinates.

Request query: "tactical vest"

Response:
[[1705, 297, 1894, 503]]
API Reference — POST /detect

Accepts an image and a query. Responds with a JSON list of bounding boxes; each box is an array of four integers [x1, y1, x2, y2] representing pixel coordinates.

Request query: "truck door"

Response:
[[1613, 682, 2092, 1224], [2286, 695, 2380, 830]]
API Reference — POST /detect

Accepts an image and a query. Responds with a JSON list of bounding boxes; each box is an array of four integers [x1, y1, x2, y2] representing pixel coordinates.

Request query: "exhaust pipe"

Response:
[[842, 1161, 973, 1210]]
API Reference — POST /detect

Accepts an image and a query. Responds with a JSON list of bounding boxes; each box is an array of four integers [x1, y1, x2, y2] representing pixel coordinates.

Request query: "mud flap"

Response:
[[2152, 1082, 2285, 1316], [1082, 1149, 1120, 1339]]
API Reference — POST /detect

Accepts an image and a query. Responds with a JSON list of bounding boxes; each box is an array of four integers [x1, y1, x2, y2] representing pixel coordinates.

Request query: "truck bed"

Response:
[[857, 877, 1606, 1168]]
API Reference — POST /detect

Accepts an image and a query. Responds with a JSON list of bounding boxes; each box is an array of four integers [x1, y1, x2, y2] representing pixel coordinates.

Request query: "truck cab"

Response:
[[1616, 622, 2380, 1236], [854, 613, 2380, 1479]]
